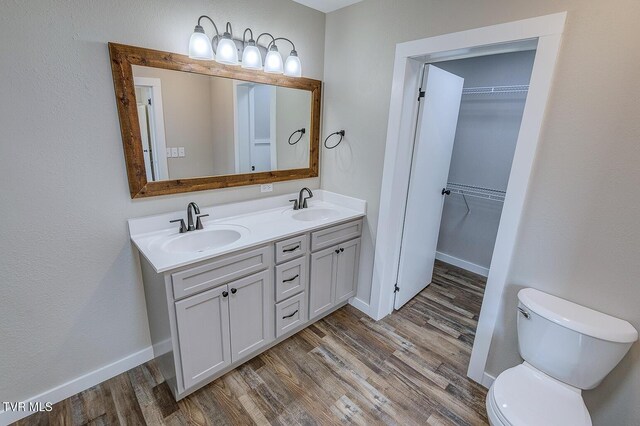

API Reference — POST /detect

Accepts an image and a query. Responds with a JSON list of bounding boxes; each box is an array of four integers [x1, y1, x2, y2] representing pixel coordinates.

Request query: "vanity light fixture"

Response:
[[264, 45, 284, 74], [267, 38, 301, 77], [188, 16, 302, 77], [188, 21, 214, 60], [216, 23, 239, 66], [241, 29, 262, 70]]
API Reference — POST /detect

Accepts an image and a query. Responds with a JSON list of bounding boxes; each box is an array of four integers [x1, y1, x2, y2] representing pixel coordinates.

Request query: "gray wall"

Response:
[[0, 0, 324, 404], [133, 65, 227, 179], [435, 51, 535, 269], [322, 1, 640, 424], [276, 86, 311, 170]]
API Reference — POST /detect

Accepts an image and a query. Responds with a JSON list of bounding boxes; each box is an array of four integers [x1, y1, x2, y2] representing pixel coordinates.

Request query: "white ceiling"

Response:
[[291, 0, 363, 13]]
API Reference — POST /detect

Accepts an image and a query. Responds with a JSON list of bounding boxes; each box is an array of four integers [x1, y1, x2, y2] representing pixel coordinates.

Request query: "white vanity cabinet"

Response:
[[139, 217, 363, 401], [309, 237, 361, 320]]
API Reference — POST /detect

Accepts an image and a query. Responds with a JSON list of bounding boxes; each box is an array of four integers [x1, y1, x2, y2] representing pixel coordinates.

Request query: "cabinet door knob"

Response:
[[222, 291, 229, 298], [335, 249, 340, 254], [230, 288, 237, 294], [340, 248, 344, 253]]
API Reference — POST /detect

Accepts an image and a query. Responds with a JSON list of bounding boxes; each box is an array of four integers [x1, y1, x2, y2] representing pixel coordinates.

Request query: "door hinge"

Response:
[[417, 90, 425, 101], [148, 98, 152, 105], [393, 284, 400, 293]]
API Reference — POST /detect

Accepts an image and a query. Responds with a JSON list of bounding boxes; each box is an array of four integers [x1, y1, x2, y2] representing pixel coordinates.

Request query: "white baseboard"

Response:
[[349, 297, 372, 318], [0, 346, 153, 425], [435, 252, 489, 277], [481, 371, 496, 388]]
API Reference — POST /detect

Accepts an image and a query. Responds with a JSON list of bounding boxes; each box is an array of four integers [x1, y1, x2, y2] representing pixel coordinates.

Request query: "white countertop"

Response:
[[128, 190, 366, 273]]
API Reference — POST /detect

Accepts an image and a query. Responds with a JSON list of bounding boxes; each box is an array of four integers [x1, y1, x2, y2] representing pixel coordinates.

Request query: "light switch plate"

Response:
[[166, 148, 172, 158], [260, 184, 273, 193], [171, 147, 178, 158], [178, 147, 185, 157]]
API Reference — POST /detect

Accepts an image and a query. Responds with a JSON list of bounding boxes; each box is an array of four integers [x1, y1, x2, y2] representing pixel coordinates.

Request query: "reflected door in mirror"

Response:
[[132, 65, 311, 182]]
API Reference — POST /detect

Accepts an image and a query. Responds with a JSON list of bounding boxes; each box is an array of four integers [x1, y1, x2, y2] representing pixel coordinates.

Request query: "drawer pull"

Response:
[[282, 309, 299, 319], [282, 245, 300, 253], [282, 274, 299, 283]]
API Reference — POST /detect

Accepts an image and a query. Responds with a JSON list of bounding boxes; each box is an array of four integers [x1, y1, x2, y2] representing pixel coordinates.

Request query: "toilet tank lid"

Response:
[[518, 288, 638, 343]]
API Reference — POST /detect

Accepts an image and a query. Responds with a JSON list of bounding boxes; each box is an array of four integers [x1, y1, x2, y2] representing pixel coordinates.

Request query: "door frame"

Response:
[[133, 77, 169, 180], [369, 12, 566, 386]]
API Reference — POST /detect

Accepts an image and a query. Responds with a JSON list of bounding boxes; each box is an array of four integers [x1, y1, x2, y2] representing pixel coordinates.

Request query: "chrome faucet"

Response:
[[298, 187, 313, 209], [170, 202, 208, 233]]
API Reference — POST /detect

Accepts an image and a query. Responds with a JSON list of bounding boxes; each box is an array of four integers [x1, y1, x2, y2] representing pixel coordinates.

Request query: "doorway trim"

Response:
[[133, 77, 169, 180], [370, 12, 566, 385]]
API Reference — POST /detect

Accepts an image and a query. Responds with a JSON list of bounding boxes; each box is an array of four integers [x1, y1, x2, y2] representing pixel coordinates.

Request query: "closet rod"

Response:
[[462, 84, 529, 95]]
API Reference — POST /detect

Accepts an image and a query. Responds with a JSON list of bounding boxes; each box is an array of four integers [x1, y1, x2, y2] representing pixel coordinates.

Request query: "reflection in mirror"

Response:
[[132, 65, 311, 182]]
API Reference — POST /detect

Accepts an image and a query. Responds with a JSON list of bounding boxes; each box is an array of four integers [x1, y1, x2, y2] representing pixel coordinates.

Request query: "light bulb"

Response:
[[284, 50, 302, 77], [189, 26, 214, 60], [216, 33, 239, 65], [264, 45, 283, 74], [241, 42, 262, 70]]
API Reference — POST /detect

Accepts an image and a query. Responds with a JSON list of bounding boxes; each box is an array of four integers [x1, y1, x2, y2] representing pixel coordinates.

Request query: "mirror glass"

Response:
[[132, 65, 311, 181]]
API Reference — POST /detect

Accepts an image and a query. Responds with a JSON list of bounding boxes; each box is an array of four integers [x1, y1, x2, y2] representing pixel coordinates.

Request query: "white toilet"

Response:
[[486, 288, 638, 426]]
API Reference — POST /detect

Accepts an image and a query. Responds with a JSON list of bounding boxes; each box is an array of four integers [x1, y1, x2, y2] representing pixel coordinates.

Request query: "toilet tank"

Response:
[[517, 288, 637, 389]]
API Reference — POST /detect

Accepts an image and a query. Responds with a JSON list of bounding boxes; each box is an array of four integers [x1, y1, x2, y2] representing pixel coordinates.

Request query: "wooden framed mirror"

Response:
[[109, 43, 321, 198]]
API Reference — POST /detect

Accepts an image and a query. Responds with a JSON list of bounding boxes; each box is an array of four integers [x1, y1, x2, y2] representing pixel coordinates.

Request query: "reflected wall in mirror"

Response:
[[109, 43, 321, 198], [132, 66, 311, 181]]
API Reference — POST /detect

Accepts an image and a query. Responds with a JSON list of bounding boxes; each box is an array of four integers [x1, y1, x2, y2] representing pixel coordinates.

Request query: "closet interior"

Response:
[[435, 51, 536, 276]]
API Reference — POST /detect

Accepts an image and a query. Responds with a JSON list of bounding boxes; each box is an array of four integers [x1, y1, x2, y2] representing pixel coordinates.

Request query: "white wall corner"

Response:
[[349, 296, 371, 317]]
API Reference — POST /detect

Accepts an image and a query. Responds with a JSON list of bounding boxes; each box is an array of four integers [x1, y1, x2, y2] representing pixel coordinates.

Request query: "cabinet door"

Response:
[[309, 245, 337, 320], [335, 238, 361, 303], [175, 285, 231, 390], [229, 270, 274, 362]]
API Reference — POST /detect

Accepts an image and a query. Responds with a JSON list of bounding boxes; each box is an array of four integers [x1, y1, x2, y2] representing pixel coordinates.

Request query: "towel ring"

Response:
[[324, 130, 345, 149], [288, 128, 306, 145]]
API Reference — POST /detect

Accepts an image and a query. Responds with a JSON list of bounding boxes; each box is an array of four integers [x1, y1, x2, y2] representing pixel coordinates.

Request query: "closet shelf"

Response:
[[446, 182, 506, 203], [462, 84, 529, 95]]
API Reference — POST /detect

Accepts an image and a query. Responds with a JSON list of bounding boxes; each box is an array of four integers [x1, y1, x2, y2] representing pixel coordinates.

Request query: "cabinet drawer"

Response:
[[171, 245, 271, 300], [274, 234, 308, 264], [275, 292, 308, 338], [310, 219, 362, 252], [275, 255, 307, 303]]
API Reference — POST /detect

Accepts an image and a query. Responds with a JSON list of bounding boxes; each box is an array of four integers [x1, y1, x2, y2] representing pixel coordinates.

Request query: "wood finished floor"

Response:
[[15, 260, 488, 426]]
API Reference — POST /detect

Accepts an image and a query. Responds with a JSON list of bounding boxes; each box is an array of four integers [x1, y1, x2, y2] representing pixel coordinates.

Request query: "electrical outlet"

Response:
[[260, 184, 273, 193], [178, 147, 185, 157], [166, 148, 172, 158], [171, 147, 178, 158]]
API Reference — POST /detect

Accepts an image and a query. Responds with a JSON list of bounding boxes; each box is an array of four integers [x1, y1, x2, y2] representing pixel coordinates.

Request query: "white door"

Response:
[[228, 270, 274, 362], [137, 104, 154, 181], [249, 85, 274, 172], [335, 238, 361, 304], [175, 285, 231, 390], [309, 246, 337, 320], [394, 65, 464, 309]]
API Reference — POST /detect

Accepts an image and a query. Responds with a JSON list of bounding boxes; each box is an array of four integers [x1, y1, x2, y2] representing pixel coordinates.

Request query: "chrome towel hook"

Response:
[[323, 130, 345, 149]]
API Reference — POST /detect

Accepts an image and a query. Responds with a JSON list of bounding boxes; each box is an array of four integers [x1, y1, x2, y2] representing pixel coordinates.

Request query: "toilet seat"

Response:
[[486, 363, 592, 426]]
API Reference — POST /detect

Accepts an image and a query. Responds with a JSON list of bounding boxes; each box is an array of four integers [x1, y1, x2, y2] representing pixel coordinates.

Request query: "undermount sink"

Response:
[[291, 208, 340, 222], [161, 227, 244, 254]]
